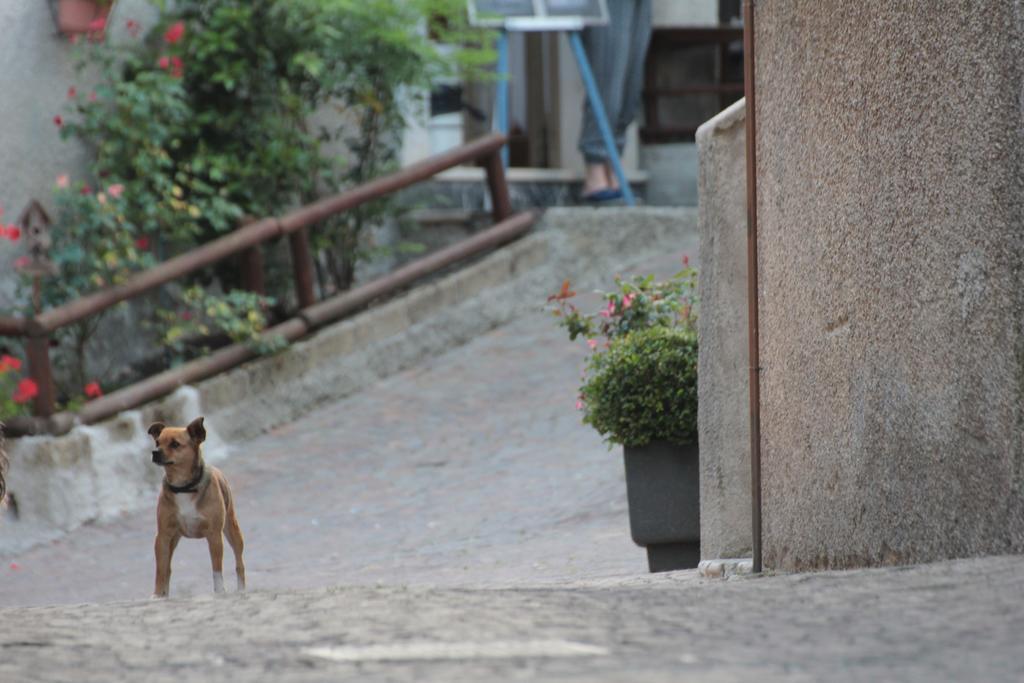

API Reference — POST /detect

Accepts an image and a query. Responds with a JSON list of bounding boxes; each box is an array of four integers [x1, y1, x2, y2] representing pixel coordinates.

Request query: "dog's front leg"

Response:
[[206, 531, 225, 594], [153, 532, 179, 598]]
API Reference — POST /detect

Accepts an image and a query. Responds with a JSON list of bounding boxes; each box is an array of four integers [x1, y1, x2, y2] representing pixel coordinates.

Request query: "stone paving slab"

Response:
[[1, 554, 1022, 682]]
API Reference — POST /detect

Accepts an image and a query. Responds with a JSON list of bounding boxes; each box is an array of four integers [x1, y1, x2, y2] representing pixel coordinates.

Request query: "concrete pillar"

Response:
[[754, 1, 1024, 570], [696, 98, 751, 560]]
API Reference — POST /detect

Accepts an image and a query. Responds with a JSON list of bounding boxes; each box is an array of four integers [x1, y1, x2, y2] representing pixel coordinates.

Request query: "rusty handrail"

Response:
[[34, 133, 509, 334], [0, 316, 26, 336], [2, 133, 517, 423], [5, 210, 535, 436]]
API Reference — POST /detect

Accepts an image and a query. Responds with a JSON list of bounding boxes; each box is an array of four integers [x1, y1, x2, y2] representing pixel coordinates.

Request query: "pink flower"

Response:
[[53, 115, 63, 128], [126, 19, 141, 38], [0, 355, 22, 372], [67, 86, 77, 99], [170, 56, 184, 79], [107, 183, 124, 198], [586, 339, 598, 350], [56, 174, 70, 188], [88, 17, 106, 33], [84, 381, 103, 399], [88, 91, 97, 103], [14, 256, 30, 269], [164, 21, 186, 44], [622, 293, 636, 310], [158, 55, 170, 70], [575, 399, 584, 411], [682, 254, 690, 267], [5, 225, 21, 241], [96, 192, 107, 205]]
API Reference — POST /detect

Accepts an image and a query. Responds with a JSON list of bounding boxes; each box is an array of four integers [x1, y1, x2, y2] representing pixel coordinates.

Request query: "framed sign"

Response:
[[468, 0, 608, 30]]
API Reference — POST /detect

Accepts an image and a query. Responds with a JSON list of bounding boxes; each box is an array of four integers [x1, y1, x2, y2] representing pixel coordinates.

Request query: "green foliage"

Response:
[[580, 327, 698, 447], [21, 0, 492, 407], [153, 286, 284, 362]]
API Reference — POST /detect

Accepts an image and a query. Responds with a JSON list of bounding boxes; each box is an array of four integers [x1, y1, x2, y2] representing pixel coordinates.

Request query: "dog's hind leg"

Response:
[[206, 531, 225, 594], [224, 509, 245, 592]]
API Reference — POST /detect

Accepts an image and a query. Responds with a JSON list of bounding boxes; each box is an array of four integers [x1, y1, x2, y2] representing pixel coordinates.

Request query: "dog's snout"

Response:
[[151, 450, 163, 464]]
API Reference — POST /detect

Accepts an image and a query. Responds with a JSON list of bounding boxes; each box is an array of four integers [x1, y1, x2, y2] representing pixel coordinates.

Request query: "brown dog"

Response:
[[148, 417, 245, 598]]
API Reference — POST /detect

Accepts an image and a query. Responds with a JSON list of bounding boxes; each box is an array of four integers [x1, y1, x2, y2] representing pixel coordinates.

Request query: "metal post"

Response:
[[567, 31, 636, 206], [239, 247, 265, 295], [743, 0, 763, 574], [25, 330, 55, 417], [289, 227, 316, 309], [484, 150, 513, 222], [493, 30, 510, 167]]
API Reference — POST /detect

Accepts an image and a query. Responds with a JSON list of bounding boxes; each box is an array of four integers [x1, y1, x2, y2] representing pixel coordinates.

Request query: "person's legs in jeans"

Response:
[[606, 0, 652, 188], [578, 0, 639, 195]]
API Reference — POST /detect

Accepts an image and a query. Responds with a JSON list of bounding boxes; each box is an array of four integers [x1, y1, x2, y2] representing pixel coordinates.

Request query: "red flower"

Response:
[[158, 55, 170, 70], [67, 86, 77, 99], [682, 254, 690, 267], [12, 378, 39, 404], [126, 19, 141, 38], [180, 310, 193, 321], [163, 21, 185, 44], [0, 355, 22, 372], [88, 17, 106, 33], [80, 184, 92, 195], [5, 225, 21, 241], [84, 381, 103, 399], [13, 256, 30, 269], [135, 236, 150, 250], [53, 115, 63, 128], [170, 56, 184, 79]]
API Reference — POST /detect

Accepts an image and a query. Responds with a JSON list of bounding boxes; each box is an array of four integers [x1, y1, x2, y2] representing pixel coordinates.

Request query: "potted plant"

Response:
[[549, 259, 700, 572], [56, 0, 113, 38]]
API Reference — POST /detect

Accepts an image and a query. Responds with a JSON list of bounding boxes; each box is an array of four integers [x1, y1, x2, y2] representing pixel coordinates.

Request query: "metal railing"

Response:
[[3, 133, 535, 436]]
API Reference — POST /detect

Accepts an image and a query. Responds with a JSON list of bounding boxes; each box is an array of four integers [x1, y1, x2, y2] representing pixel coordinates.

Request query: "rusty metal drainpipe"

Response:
[[743, 0, 763, 574]]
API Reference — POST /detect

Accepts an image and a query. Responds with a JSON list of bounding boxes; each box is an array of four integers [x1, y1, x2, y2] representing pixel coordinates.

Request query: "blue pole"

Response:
[[567, 31, 636, 206], [493, 30, 510, 167]]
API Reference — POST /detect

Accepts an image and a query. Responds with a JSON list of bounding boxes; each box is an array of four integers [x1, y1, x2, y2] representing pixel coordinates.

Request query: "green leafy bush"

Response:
[[3, 0, 492, 414], [580, 327, 698, 447], [549, 259, 699, 448]]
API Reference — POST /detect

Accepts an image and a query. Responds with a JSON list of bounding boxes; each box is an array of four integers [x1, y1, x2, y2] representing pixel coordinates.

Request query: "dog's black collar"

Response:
[[164, 463, 205, 494]]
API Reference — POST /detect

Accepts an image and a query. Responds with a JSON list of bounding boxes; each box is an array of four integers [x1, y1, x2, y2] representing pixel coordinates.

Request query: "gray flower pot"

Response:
[[623, 440, 700, 572]]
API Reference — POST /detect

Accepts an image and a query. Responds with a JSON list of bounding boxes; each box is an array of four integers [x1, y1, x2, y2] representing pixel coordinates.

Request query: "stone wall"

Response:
[[754, 0, 1024, 570], [696, 99, 751, 560]]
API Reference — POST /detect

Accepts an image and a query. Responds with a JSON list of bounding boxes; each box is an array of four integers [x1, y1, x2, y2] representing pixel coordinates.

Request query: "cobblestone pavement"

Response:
[[2, 555, 1023, 682], [3, 242, 1022, 681], [0, 250, 691, 608]]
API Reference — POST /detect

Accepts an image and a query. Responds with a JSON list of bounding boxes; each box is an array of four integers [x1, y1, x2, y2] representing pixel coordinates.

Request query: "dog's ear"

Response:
[[187, 417, 206, 446], [147, 422, 166, 441]]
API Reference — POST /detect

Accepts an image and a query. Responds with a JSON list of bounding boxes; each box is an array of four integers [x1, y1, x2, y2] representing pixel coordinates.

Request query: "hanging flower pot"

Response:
[[56, 0, 113, 38]]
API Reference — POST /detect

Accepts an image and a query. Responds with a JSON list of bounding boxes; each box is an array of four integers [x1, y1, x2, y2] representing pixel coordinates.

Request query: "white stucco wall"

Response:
[[0, 0, 157, 309]]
